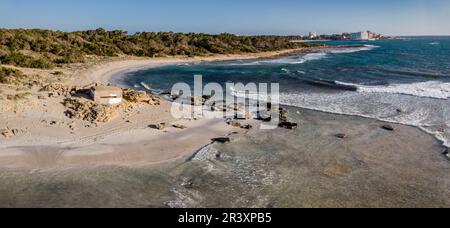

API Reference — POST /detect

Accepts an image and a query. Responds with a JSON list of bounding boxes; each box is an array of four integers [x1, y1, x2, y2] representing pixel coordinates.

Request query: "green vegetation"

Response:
[[0, 67, 26, 84], [0, 28, 312, 69]]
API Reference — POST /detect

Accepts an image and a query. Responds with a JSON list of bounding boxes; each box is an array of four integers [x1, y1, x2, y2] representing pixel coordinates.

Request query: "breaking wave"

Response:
[[335, 80, 450, 99], [229, 45, 379, 66]]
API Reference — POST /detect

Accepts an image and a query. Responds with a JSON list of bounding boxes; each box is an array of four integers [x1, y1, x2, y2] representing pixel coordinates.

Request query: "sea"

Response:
[[118, 36, 450, 147]]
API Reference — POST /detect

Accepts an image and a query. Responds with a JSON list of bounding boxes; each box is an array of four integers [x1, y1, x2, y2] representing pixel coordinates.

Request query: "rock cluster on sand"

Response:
[[40, 83, 72, 97], [122, 89, 160, 105], [155, 123, 166, 130], [63, 98, 119, 123], [0, 127, 25, 138], [278, 108, 299, 130]]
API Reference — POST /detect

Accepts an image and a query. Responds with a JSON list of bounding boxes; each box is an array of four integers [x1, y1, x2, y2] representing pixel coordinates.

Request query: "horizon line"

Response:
[[1, 27, 450, 37]]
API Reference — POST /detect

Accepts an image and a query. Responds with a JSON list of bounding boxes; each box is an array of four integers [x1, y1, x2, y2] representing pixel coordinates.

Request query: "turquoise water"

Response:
[[118, 37, 450, 147]]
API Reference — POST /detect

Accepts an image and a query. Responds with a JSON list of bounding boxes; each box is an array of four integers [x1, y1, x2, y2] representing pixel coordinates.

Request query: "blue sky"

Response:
[[1, 0, 449, 35]]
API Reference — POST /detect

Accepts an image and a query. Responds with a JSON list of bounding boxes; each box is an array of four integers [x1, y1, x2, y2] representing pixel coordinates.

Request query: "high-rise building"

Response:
[[350, 31, 370, 40]]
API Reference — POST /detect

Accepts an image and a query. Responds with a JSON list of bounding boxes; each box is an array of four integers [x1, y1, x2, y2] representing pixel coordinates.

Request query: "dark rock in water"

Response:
[[396, 108, 404, 113], [202, 95, 212, 101], [241, 124, 253, 130], [149, 123, 166, 130], [279, 122, 298, 130], [256, 111, 272, 122], [443, 149, 449, 160], [212, 137, 231, 143], [335, 133, 347, 139], [382, 124, 395, 131], [172, 124, 187, 129]]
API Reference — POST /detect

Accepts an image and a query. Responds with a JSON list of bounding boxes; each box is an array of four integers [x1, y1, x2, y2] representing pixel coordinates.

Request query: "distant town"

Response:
[[299, 31, 397, 41]]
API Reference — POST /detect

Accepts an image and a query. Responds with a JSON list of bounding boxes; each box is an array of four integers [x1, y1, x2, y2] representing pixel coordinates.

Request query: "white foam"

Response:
[[335, 80, 450, 100], [228, 45, 379, 66], [279, 91, 450, 148]]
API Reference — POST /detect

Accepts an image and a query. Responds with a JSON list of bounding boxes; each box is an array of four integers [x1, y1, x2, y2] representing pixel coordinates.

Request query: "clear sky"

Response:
[[1, 0, 449, 36]]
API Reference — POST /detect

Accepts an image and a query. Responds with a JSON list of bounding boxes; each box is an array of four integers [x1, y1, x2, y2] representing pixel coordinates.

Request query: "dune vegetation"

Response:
[[0, 28, 312, 69]]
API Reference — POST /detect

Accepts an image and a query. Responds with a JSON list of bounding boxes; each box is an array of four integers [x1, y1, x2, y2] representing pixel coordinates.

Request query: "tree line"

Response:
[[0, 28, 314, 69]]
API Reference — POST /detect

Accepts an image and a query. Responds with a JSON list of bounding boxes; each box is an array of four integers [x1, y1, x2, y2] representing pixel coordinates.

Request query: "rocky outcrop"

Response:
[[40, 83, 72, 97], [63, 98, 119, 123], [211, 137, 231, 143], [123, 89, 160, 105]]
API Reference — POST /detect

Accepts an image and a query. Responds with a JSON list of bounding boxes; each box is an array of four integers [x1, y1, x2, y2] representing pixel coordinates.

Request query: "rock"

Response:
[[63, 98, 119, 123], [241, 124, 253, 130], [1, 128, 15, 138], [335, 133, 347, 139], [382, 124, 395, 131], [172, 124, 187, 129], [122, 89, 160, 105], [227, 120, 242, 128], [280, 109, 289, 123], [40, 84, 72, 97], [50, 121, 57, 125], [211, 137, 231, 143], [184, 179, 202, 189], [396, 108, 404, 113], [154, 123, 166, 130], [443, 149, 449, 160], [37, 95, 46, 100], [1, 127, 24, 138], [279, 122, 299, 130], [256, 111, 272, 122], [189, 96, 206, 106]]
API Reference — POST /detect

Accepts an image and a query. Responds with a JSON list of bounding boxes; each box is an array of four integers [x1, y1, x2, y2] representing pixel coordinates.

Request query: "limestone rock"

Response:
[[123, 89, 160, 105], [63, 98, 119, 123]]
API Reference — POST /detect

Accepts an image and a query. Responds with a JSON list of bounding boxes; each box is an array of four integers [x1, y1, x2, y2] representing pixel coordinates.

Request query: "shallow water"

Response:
[[2, 107, 448, 208]]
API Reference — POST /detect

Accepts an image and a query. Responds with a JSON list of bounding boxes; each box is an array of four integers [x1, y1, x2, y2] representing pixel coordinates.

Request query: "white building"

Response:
[[351, 31, 370, 40], [308, 32, 317, 39], [90, 86, 123, 105]]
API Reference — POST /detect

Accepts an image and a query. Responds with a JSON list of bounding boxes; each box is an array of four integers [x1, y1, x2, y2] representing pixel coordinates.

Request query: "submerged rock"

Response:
[[279, 122, 299, 130], [212, 137, 231, 143], [172, 124, 187, 129], [443, 149, 449, 160], [335, 133, 347, 139], [382, 124, 395, 131]]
